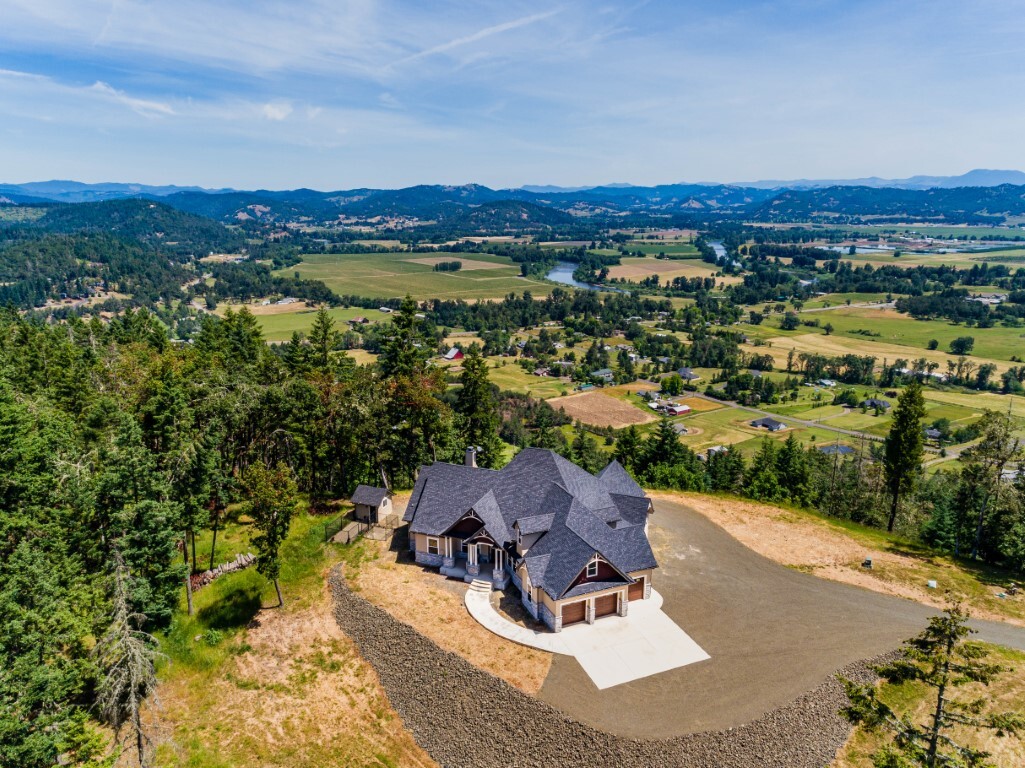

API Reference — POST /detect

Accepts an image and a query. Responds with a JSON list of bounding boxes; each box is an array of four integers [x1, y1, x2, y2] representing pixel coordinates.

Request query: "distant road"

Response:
[[689, 391, 944, 453]]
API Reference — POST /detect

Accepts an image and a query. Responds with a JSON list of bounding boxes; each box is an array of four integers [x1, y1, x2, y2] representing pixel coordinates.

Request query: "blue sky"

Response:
[[1, 0, 1023, 189]]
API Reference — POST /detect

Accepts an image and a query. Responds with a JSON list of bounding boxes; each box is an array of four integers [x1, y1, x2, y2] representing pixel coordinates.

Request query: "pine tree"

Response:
[[708, 448, 745, 493], [613, 425, 643, 472], [841, 604, 1024, 767], [94, 550, 162, 768], [379, 295, 430, 377], [571, 425, 606, 474], [456, 346, 502, 468], [308, 307, 336, 370], [744, 438, 785, 503], [776, 433, 811, 506], [884, 380, 926, 532], [642, 417, 686, 471]]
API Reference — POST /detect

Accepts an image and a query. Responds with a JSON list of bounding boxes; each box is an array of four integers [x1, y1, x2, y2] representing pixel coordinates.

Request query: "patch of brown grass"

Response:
[[155, 579, 435, 768], [404, 256, 507, 270], [548, 391, 655, 428], [654, 491, 1025, 627], [348, 540, 552, 694]]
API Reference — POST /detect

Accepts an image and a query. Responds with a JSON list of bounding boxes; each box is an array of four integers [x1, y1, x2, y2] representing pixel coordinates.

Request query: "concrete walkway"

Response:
[[465, 586, 710, 689]]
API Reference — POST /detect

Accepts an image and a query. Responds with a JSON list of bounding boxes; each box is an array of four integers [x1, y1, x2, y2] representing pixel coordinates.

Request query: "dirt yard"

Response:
[[346, 539, 552, 694], [654, 491, 1025, 627], [155, 578, 435, 768], [405, 256, 508, 270], [547, 390, 655, 428]]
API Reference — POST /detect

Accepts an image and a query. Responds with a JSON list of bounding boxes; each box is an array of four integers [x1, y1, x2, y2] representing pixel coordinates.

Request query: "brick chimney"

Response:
[[464, 446, 478, 468]]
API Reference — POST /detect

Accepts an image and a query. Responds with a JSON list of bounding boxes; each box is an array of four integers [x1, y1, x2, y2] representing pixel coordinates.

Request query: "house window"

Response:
[[427, 537, 440, 556], [586, 560, 598, 578]]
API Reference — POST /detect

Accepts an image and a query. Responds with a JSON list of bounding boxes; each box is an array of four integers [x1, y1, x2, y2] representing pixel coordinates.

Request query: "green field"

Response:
[[277, 251, 553, 301], [832, 224, 1025, 240], [626, 242, 701, 257], [235, 305, 380, 342], [793, 307, 1025, 363]]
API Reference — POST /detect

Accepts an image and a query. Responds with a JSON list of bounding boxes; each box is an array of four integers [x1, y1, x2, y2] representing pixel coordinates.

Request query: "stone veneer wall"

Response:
[[329, 566, 892, 768], [414, 550, 444, 568]]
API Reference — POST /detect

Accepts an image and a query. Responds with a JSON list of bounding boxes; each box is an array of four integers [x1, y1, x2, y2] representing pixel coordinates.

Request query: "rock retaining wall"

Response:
[[329, 566, 892, 768]]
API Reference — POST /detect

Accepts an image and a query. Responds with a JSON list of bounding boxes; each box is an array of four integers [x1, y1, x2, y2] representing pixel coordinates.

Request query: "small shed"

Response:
[[351, 485, 393, 524], [444, 347, 464, 361]]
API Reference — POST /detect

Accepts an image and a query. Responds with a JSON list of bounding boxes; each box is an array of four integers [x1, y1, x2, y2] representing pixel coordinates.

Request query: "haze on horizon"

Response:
[[1, 0, 1022, 190]]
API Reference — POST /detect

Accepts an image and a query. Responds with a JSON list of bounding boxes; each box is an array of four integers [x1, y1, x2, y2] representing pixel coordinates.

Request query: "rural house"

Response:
[[861, 398, 891, 410], [351, 485, 393, 524], [751, 416, 786, 431], [676, 367, 700, 381], [591, 368, 614, 383], [403, 448, 658, 632]]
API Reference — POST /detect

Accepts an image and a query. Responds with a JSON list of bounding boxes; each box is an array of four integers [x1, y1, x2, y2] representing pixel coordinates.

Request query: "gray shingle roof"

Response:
[[404, 448, 657, 601], [351, 485, 390, 506]]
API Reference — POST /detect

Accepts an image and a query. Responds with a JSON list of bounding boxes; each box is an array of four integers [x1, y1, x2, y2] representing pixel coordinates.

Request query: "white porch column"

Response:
[[469, 544, 478, 566]]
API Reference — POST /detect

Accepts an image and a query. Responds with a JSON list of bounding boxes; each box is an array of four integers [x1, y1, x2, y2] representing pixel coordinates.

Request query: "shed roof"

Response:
[[351, 484, 390, 506]]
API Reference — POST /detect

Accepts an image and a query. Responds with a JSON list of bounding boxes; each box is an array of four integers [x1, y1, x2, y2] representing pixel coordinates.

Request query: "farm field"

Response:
[[606, 256, 742, 284], [277, 251, 553, 301], [794, 306, 1025, 363], [741, 330, 1014, 376], [625, 241, 700, 256], [546, 390, 656, 428]]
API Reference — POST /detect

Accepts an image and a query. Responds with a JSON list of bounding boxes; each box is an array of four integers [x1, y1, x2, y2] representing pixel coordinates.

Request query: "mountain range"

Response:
[[5, 171, 1025, 227]]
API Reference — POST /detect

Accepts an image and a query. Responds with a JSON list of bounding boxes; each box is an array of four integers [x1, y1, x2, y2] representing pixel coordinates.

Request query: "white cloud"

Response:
[[260, 101, 293, 121], [89, 81, 175, 117]]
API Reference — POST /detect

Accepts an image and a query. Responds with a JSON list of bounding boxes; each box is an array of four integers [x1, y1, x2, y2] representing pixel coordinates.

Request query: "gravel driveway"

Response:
[[537, 498, 1025, 739]]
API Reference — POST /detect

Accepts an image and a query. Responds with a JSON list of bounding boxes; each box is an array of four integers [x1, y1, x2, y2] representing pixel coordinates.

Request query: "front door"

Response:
[[478, 544, 490, 563]]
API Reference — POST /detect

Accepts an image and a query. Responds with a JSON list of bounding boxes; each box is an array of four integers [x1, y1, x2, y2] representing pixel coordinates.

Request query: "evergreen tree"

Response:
[[842, 604, 1024, 767], [571, 425, 606, 474], [456, 346, 502, 468], [642, 417, 686, 470], [884, 381, 926, 532], [242, 461, 298, 607], [308, 307, 336, 370], [776, 433, 812, 506], [708, 448, 745, 493], [378, 295, 430, 377], [613, 425, 643, 472], [744, 438, 785, 503]]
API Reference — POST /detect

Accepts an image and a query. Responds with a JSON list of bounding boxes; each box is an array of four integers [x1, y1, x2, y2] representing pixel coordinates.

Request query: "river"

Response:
[[543, 261, 634, 293]]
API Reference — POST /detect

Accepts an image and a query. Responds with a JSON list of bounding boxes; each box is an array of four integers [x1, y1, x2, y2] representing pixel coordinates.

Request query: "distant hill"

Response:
[[732, 169, 1025, 190], [0, 180, 234, 203], [750, 184, 1025, 224], [30, 199, 244, 254], [440, 199, 574, 230]]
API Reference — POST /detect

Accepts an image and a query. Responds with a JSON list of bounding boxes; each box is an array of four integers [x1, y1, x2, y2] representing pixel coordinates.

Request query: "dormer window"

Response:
[[586, 560, 598, 578]]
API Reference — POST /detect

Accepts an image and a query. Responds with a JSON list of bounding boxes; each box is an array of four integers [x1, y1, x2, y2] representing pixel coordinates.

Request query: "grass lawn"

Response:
[[277, 251, 553, 301], [243, 305, 382, 342]]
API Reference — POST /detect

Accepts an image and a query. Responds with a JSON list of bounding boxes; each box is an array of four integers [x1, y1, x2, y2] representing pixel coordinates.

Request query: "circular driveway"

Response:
[[537, 498, 1025, 739]]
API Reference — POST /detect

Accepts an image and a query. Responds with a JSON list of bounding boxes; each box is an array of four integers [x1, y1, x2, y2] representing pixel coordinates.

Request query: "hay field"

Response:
[[606, 257, 743, 285], [748, 332, 1013, 374], [547, 390, 655, 428]]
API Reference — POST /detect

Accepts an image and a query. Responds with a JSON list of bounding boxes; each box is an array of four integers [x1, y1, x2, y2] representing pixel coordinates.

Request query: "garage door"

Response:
[[594, 593, 618, 618], [628, 578, 645, 601], [562, 600, 586, 626]]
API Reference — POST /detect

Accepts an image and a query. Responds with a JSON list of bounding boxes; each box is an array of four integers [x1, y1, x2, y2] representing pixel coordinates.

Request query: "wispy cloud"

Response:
[[393, 9, 561, 67], [89, 81, 175, 117]]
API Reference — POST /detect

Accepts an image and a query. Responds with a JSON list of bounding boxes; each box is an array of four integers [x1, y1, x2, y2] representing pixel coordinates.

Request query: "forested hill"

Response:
[[750, 184, 1025, 224], [27, 198, 244, 254]]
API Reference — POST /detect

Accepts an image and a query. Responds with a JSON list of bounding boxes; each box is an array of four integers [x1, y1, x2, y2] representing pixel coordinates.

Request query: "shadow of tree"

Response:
[[198, 584, 262, 629]]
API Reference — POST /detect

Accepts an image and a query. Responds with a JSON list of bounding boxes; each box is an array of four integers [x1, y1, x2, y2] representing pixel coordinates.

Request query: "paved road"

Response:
[[690, 392, 945, 454], [537, 498, 1025, 739]]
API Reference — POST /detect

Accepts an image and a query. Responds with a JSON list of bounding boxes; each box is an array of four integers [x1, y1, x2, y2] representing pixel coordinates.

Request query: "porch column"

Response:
[[468, 544, 477, 566]]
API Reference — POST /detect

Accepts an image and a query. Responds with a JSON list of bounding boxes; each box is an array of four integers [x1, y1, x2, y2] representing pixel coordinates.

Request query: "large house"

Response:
[[403, 448, 657, 632]]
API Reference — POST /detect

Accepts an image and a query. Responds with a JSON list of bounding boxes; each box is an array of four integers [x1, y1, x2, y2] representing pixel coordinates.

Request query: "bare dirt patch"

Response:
[[347, 540, 551, 694], [156, 579, 434, 768], [653, 491, 1024, 627], [405, 256, 508, 271], [548, 391, 656, 428], [217, 300, 312, 316]]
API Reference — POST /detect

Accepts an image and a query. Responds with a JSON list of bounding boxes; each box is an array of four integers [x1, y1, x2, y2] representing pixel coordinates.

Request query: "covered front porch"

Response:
[[438, 537, 509, 589]]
